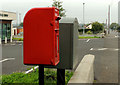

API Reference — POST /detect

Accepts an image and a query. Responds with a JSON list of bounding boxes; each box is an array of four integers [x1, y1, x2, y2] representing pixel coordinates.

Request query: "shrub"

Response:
[[117, 26, 120, 32], [12, 38, 23, 41], [92, 22, 104, 34], [2, 68, 73, 84], [86, 30, 93, 34]]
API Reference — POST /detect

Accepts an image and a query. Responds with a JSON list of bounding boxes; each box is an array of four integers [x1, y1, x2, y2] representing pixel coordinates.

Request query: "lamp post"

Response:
[[19, 13, 21, 26], [83, 3, 85, 35], [108, 5, 110, 34]]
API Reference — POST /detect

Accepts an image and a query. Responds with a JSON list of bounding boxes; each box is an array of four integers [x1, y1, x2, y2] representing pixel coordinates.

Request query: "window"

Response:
[[2, 24, 7, 40], [7, 24, 11, 39]]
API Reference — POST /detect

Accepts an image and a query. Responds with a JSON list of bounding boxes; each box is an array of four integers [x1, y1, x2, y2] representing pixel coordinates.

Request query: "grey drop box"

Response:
[[57, 17, 79, 70], [46, 17, 79, 70]]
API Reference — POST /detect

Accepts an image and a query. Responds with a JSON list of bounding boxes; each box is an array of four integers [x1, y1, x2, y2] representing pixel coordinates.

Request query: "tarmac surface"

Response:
[[78, 31, 118, 83], [1, 31, 119, 83]]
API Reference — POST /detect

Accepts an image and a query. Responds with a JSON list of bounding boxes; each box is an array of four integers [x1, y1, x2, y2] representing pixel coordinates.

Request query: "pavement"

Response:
[[0, 31, 119, 83]]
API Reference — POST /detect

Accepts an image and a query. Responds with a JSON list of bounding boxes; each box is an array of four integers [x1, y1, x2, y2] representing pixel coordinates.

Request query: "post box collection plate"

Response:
[[23, 7, 60, 66]]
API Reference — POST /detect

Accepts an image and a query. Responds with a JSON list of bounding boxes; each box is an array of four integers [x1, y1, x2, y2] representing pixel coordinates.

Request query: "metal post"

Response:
[[5, 37, 7, 44], [108, 5, 110, 34], [105, 19, 107, 35], [83, 3, 85, 35], [10, 36, 12, 42], [19, 13, 21, 26], [0, 38, 1, 44], [57, 68, 65, 85], [39, 65, 44, 85]]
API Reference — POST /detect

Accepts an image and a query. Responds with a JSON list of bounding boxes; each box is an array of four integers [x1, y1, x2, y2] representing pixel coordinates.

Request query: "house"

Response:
[[86, 24, 92, 29], [0, 10, 16, 42]]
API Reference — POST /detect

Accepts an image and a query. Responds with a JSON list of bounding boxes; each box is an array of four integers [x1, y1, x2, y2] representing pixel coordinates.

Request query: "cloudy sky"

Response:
[[0, 0, 119, 24]]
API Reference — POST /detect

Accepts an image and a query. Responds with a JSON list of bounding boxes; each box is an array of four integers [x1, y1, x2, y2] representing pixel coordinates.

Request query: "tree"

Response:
[[110, 23, 119, 30], [117, 26, 120, 32], [52, 0, 66, 17], [19, 22, 23, 27], [102, 23, 106, 27], [92, 22, 104, 33]]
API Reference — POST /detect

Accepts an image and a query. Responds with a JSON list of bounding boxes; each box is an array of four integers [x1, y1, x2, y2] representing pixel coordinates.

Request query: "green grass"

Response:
[[1, 68, 73, 85], [13, 38, 23, 41], [79, 36, 101, 39], [94, 80, 97, 83]]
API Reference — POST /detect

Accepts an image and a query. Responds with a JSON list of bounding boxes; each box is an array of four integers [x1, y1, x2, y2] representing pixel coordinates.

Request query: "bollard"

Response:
[[102, 33, 105, 38], [5, 37, 7, 44], [10, 36, 12, 42]]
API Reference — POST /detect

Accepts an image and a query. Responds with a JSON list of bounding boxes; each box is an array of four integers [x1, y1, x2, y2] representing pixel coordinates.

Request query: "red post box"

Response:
[[23, 7, 60, 66]]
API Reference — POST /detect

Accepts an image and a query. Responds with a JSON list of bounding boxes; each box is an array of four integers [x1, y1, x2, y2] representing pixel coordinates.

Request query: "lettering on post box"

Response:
[[23, 7, 61, 66]]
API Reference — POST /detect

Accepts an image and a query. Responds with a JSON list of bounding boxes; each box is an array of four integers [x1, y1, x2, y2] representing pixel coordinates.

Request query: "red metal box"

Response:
[[23, 7, 60, 66]]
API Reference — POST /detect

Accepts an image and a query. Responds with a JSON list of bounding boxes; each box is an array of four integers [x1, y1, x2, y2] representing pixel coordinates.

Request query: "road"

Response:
[[1, 43, 31, 74], [78, 31, 118, 83], [1, 31, 119, 83]]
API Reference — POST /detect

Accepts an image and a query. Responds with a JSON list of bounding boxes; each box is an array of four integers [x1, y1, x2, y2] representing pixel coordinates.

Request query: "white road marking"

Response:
[[25, 66, 39, 74], [90, 48, 119, 51], [0, 58, 15, 63], [98, 48, 108, 51], [86, 39, 90, 42], [106, 67, 108, 70], [114, 49, 119, 51], [90, 48, 93, 51], [0, 59, 8, 62], [115, 35, 119, 38]]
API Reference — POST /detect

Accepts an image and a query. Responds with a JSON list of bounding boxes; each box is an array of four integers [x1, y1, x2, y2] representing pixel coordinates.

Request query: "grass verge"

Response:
[[79, 36, 101, 39], [13, 38, 23, 41], [2, 68, 73, 85]]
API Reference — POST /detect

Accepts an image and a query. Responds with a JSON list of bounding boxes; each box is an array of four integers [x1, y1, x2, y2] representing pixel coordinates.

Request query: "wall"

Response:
[[0, 11, 16, 20]]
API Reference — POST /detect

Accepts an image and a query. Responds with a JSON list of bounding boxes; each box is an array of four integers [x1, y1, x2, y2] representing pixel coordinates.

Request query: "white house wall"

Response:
[[0, 11, 16, 20]]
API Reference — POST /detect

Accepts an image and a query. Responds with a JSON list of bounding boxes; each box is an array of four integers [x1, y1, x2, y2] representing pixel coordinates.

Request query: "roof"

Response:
[[0, 10, 16, 14], [60, 17, 78, 23], [17, 27, 23, 29]]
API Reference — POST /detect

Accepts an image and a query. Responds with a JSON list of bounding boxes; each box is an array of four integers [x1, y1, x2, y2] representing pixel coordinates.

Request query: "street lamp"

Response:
[[19, 13, 21, 26], [83, 3, 85, 35]]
